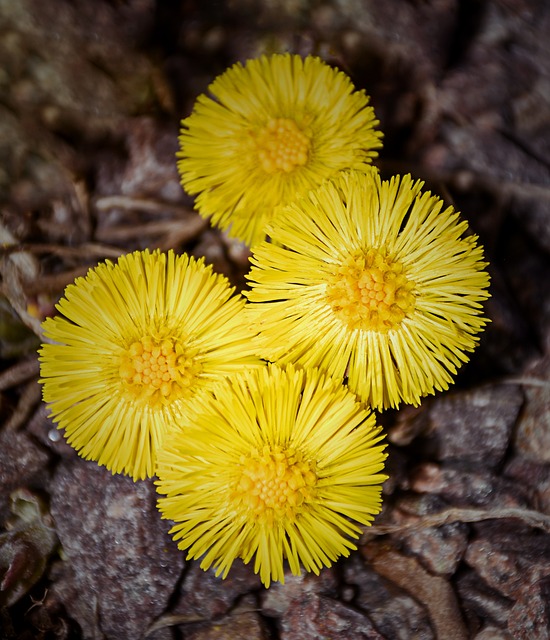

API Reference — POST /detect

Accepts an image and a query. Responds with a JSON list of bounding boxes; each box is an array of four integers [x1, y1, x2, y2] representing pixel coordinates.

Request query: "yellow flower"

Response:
[[39, 249, 260, 481], [245, 169, 491, 410], [155, 364, 387, 587], [177, 53, 383, 247]]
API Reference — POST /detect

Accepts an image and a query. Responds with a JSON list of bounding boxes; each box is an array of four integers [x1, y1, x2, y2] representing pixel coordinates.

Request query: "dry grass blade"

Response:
[[0, 358, 40, 391], [4, 380, 42, 431], [362, 506, 550, 541]]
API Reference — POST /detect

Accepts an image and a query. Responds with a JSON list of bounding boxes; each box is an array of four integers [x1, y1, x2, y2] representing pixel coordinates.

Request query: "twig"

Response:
[[0, 358, 40, 391], [94, 195, 194, 216], [362, 506, 550, 540], [0, 243, 125, 260], [95, 217, 207, 243], [23, 267, 91, 296], [4, 380, 42, 431], [144, 607, 260, 637], [500, 376, 550, 389]]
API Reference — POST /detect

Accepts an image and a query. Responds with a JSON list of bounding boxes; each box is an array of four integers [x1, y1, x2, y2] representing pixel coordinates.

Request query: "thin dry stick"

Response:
[[0, 243, 125, 259], [362, 506, 550, 541], [144, 607, 260, 637], [0, 358, 40, 391], [95, 217, 206, 243], [501, 376, 550, 389], [24, 266, 91, 296], [4, 380, 42, 431], [94, 195, 194, 216]]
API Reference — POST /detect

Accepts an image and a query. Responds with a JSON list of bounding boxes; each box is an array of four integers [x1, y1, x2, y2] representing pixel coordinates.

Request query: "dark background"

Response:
[[1, 0, 549, 638]]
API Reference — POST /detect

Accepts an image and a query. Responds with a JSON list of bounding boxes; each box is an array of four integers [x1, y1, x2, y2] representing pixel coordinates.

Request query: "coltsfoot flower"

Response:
[[39, 249, 260, 480], [245, 169, 491, 409], [177, 53, 383, 247], [155, 364, 387, 587]]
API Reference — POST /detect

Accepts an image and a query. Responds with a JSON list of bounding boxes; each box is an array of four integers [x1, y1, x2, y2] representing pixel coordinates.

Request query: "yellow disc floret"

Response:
[[326, 248, 416, 333], [233, 444, 317, 524], [119, 335, 201, 406], [255, 118, 310, 174]]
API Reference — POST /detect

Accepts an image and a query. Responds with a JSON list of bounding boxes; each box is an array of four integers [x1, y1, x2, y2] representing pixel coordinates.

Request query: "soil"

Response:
[[1, 0, 550, 638]]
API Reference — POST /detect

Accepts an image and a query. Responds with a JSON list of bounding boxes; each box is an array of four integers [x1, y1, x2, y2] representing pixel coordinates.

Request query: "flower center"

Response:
[[255, 118, 310, 174], [326, 248, 416, 333], [233, 445, 317, 524], [119, 335, 201, 405]]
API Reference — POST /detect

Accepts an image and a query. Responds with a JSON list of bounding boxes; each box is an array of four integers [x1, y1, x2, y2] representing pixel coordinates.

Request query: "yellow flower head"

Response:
[[177, 53, 383, 247], [155, 363, 387, 588], [246, 169, 491, 410], [39, 249, 260, 481]]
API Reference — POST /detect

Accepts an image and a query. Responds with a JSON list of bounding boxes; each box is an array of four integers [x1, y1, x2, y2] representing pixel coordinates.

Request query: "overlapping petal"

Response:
[[178, 54, 383, 246], [156, 364, 387, 587], [39, 249, 260, 480], [246, 169, 491, 409]]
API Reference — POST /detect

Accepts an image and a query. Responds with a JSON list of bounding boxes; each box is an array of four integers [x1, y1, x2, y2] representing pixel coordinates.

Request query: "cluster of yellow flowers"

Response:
[[39, 54, 490, 588]]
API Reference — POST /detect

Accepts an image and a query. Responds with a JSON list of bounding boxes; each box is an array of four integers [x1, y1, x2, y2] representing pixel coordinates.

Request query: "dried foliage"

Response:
[[1, 0, 550, 638]]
